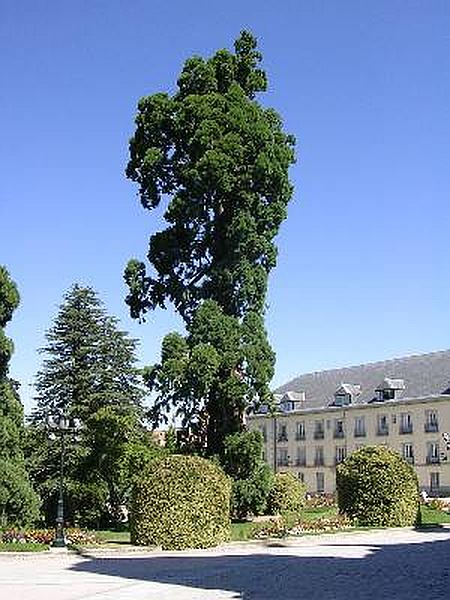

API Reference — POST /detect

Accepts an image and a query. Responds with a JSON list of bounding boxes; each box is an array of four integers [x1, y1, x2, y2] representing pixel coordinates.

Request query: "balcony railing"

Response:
[[295, 433, 306, 441], [333, 430, 345, 439], [354, 430, 366, 438], [276, 458, 290, 467], [426, 456, 440, 465], [277, 434, 288, 443], [377, 428, 389, 436], [314, 458, 324, 466], [399, 425, 413, 435], [425, 422, 439, 433], [314, 430, 324, 440], [404, 456, 415, 464], [295, 458, 306, 467]]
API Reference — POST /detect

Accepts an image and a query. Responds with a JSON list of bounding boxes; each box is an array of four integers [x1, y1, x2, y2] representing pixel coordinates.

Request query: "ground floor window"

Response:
[[316, 472, 324, 493], [430, 472, 440, 494]]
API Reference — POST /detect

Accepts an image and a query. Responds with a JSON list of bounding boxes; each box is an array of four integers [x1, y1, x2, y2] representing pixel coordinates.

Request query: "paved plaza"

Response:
[[0, 527, 449, 599]]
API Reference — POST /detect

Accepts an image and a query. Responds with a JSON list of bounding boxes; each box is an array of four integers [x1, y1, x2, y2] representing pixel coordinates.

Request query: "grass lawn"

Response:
[[94, 530, 131, 545], [0, 542, 49, 552], [420, 505, 450, 525]]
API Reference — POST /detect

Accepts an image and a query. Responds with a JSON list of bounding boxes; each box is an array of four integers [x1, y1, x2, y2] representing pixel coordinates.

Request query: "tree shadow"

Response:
[[71, 533, 450, 599]]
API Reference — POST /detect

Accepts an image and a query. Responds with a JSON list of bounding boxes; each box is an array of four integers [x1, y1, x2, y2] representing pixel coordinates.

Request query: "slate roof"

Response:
[[275, 350, 450, 411]]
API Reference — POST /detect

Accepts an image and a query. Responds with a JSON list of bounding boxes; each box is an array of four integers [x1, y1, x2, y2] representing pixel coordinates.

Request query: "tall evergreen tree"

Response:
[[124, 31, 295, 454], [28, 284, 148, 527], [0, 266, 40, 527]]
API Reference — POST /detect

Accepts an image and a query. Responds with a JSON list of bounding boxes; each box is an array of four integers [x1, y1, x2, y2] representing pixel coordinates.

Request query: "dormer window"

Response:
[[375, 378, 405, 402], [332, 384, 361, 406], [278, 391, 305, 412]]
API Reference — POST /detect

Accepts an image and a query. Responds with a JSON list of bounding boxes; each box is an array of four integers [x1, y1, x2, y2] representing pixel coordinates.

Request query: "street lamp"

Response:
[[46, 413, 80, 548]]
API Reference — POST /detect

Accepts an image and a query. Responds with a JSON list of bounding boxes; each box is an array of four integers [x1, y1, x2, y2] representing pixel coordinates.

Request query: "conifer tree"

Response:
[[0, 266, 40, 526], [124, 31, 295, 454], [28, 284, 148, 527]]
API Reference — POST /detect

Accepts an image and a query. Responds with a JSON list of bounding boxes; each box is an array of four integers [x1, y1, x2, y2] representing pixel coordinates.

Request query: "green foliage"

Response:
[[130, 454, 231, 550], [231, 464, 273, 519], [221, 430, 273, 518], [222, 430, 266, 479], [124, 31, 295, 454], [336, 446, 420, 527], [27, 284, 152, 528], [268, 472, 307, 516], [0, 267, 40, 527]]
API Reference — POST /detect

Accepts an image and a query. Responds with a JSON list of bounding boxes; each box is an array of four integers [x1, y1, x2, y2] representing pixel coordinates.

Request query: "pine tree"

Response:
[[0, 266, 40, 527], [28, 284, 148, 527]]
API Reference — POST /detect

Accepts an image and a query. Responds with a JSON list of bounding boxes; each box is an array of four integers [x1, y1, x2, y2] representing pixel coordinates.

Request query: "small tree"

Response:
[[0, 266, 40, 527], [336, 446, 420, 527], [221, 430, 272, 519]]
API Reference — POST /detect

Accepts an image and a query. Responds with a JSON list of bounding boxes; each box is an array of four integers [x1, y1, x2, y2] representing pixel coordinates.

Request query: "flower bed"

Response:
[[0, 528, 99, 546]]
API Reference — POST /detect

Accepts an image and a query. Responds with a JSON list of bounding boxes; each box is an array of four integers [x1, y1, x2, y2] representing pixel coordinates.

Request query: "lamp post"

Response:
[[46, 413, 80, 548]]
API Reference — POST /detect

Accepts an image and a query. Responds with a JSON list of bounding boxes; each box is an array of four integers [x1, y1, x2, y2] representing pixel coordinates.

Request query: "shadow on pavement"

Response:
[[71, 535, 450, 599]]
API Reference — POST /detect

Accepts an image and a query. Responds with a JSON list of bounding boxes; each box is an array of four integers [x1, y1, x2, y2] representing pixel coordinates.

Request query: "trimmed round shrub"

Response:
[[267, 472, 307, 516], [130, 455, 231, 550], [336, 446, 420, 527]]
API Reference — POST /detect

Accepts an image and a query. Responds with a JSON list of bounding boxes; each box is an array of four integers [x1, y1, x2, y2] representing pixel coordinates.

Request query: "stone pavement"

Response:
[[1, 527, 449, 599]]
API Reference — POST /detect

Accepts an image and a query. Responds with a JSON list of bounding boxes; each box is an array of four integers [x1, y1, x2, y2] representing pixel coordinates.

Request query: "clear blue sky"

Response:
[[2, 1, 449, 413]]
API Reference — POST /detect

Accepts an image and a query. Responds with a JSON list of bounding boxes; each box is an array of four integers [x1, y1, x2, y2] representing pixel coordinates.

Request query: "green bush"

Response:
[[268, 472, 307, 516], [336, 446, 420, 527], [231, 463, 273, 519], [130, 455, 231, 550], [222, 431, 273, 518]]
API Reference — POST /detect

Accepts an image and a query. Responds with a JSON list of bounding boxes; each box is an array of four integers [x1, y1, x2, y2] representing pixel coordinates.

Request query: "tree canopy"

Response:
[[125, 31, 295, 454], [0, 266, 40, 527]]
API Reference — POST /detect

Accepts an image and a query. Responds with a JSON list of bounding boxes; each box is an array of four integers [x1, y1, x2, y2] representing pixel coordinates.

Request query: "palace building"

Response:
[[248, 350, 450, 496]]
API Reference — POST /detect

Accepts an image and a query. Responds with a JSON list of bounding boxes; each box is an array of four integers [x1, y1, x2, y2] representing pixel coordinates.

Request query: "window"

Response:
[[296, 446, 306, 466], [335, 446, 347, 465], [314, 446, 324, 466], [277, 448, 289, 467], [314, 420, 324, 440], [333, 419, 345, 439], [402, 443, 414, 464], [399, 413, 413, 434], [316, 472, 325, 493], [334, 393, 350, 406], [296, 421, 306, 441], [381, 389, 395, 401], [298, 472, 304, 483], [426, 442, 440, 464], [354, 416, 366, 437], [377, 414, 389, 436], [430, 472, 440, 494], [277, 423, 288, 443], [425, 410, 439, 433]]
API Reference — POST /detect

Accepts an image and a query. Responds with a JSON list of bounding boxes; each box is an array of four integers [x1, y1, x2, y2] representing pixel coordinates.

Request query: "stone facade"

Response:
[[248, 351, 450, 495]]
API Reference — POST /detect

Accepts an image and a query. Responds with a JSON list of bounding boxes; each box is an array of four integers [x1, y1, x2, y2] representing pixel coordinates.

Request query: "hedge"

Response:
[[336, 446, 420, 527], [130, 454, 231, 550], [267, 472, 307, 516]]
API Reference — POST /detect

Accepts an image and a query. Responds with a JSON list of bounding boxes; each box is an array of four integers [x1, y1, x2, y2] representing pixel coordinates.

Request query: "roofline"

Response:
[[275, 349, 450, 392], [248, 394, 450, 419]]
